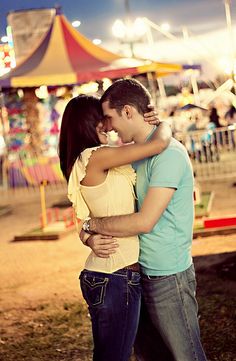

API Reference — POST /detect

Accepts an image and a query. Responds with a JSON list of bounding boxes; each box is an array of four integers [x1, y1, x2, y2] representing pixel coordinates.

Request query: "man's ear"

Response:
[[122, 105, 132, 118]]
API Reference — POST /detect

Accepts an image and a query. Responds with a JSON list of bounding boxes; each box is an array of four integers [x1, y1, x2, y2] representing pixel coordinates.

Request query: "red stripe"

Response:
[[76, 67, 139, 83], [60, 17, 107, 72]]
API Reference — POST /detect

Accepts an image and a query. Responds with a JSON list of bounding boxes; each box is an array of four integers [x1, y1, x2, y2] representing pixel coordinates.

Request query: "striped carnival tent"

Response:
[[0, 8, 185, 88]]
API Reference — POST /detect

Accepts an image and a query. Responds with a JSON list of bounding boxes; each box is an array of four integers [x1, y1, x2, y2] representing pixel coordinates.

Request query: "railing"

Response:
[[0, 125, 235, 194], [176, 125, 236, 181]]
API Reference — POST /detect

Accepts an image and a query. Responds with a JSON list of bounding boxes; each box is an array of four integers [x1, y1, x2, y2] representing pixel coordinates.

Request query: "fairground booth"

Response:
[[0, 8, 188, 189]]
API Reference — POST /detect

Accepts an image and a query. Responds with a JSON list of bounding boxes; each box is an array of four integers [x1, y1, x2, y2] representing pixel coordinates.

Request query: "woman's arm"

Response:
[[89, 122, 171, 172]]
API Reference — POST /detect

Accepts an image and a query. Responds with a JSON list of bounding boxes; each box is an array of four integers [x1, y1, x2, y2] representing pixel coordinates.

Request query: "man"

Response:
[[82, 79, 207, 361]]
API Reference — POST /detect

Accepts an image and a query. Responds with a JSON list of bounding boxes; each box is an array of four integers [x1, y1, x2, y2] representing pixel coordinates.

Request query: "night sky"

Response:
[[0, 0, 235, 41]]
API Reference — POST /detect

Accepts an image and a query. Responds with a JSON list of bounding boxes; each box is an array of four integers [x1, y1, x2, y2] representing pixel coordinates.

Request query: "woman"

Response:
[[59, 94, 171, 361]]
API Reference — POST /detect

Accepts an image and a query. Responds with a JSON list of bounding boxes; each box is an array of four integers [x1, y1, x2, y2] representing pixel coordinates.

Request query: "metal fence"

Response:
[[176, 125, 236, 181], [0, 125, 235, 194]]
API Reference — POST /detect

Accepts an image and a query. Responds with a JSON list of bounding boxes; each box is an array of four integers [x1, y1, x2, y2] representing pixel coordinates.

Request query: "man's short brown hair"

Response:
[[100, 78, 152, 115]]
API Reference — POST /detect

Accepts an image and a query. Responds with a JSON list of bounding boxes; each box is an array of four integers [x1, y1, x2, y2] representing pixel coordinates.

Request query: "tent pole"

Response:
[[147, 72, 157, 106], [0, 89, 8, 146], [0, 88, 9, 189], [157, 77, 166, 98], [190, 73, 200, 105]]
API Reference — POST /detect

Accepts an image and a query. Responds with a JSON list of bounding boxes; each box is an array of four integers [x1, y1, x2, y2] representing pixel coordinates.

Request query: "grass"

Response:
[[0, 302, 93, 361], [195, 192, 212, 218], [194, 191, 213, 230], [0, 254, 235, 361], [197, 268, 236, 360], [198, 294, 235, 361]]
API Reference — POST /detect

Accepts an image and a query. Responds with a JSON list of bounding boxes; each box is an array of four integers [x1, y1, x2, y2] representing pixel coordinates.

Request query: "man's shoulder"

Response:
[[165, 137, 187, 153], [151, 138, 187, 161]]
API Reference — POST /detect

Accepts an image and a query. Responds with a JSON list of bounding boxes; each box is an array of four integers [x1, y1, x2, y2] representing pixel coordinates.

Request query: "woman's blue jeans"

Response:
[[80, 268, 141, 361], [134, 264, 207, 361]]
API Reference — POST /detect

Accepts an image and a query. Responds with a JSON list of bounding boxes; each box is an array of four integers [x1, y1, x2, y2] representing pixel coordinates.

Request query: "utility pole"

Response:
[[182, 26, 200, 105], [124, 0, 135, 57], [144, 22, 166, 99], [224, 0, 235, 90]]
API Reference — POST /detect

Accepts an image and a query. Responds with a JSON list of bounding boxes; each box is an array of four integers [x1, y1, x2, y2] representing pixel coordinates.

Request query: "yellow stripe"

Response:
[[155, 63, 182, 71], [12, 73, 77, 87], [14, 16, 75, 86], [62, 15, 121, 63], [156, 72, 176, 78], [137, 62, 182, 74]]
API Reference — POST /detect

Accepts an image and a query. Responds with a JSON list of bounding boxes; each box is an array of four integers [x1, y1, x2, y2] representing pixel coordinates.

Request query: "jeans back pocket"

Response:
[[80, 272, 109, 307]]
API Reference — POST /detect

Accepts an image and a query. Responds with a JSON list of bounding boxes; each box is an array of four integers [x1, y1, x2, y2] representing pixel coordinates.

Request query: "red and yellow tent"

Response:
[[0, 9, 185, 88]]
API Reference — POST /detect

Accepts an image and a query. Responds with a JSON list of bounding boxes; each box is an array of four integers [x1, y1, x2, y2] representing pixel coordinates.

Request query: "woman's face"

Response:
[[96, 121, 108, 145]]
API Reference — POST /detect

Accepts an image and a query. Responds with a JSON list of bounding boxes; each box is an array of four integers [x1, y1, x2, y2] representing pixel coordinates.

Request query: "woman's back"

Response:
[[68, 146, 139, 273]]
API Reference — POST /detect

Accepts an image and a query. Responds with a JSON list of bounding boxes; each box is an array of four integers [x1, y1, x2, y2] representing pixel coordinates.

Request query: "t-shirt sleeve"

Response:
[[149, 149, 187, 189]]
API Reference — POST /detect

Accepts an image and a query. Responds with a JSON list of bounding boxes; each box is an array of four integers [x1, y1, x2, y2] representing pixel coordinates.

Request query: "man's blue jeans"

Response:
[[80, 268, 141, 361], [135, 264, 207, 361]]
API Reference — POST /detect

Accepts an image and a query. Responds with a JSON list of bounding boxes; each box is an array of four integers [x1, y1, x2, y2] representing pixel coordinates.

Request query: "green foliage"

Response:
[[195, 192, 212, 218]]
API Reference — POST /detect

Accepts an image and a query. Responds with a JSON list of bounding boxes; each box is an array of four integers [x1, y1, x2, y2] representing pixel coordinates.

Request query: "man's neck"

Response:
[[132, 123, 156, 144]]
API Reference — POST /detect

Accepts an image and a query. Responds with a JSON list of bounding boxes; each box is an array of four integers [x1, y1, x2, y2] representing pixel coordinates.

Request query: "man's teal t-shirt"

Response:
[[133, 136, 194, 276]]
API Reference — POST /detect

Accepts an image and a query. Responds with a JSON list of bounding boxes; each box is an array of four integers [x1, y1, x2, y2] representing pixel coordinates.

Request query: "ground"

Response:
[[0, 180, 235, 360]]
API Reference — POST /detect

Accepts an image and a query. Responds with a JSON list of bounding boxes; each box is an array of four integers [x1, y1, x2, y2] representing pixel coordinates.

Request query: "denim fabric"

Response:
[[135, 265, 207, 361], [80, 268, 141, 361], [134, 299, 174, 361]]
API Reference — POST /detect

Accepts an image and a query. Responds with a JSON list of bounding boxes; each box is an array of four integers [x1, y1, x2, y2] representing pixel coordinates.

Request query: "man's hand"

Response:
[[144, 104, 160, 125], [87, 234, 119, 258]]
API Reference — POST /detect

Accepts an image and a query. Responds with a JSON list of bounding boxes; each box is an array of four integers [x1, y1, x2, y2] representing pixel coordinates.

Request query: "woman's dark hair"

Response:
[[100, 78, 151, 115], [59, 95, 103, 181]]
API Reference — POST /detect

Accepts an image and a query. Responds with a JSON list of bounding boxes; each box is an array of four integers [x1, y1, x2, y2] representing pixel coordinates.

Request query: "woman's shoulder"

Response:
[[81, 145, 105, 159], [73, 147, 137, 185], [110, 164, 136, 185], [76, 145, 105, 168], [71, 145, 108, 178]]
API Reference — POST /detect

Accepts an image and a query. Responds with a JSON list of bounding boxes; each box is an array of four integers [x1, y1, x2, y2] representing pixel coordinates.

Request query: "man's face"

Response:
[[102, 101, 133, 143]]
